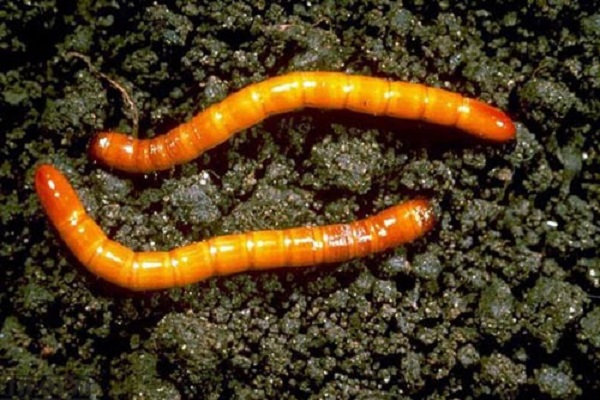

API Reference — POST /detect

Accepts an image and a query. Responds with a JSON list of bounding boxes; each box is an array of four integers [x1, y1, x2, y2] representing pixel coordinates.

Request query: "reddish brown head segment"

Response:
[[88, 133, 137, 171]]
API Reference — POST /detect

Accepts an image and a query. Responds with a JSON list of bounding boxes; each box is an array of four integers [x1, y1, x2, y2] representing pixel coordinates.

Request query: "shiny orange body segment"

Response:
[[89, 71, 516, 173], [35, 164, 435, 291]]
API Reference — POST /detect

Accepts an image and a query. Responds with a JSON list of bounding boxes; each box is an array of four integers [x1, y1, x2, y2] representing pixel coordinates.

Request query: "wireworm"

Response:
[[90, 71, 516, 173], [38, 72, 515, 290], [35, 164, 436, 291]]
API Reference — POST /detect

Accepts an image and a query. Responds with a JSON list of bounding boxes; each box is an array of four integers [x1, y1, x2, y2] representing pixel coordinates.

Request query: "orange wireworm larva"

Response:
[[35, 164, 436, 291], [89, 71, 516, 173]]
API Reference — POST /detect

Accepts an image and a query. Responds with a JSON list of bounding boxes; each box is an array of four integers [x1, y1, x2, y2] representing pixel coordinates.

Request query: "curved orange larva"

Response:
[[35, 164, 435, 291], [89, 71, 516, 173]]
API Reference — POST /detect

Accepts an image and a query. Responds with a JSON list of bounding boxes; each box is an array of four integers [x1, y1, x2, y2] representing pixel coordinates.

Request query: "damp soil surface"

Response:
[[1, 1, 599, 398]]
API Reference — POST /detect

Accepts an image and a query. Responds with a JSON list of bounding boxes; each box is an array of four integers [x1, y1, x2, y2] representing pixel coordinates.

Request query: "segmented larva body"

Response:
[[35, 164, 435, 291], [90, 71, 516, 173]]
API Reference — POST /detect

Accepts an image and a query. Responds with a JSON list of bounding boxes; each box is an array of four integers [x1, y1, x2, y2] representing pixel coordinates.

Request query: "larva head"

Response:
[[401, 198, 436, 241], [457, 99, 516, 142], [376, 199, 436, 248], [88, 133, 136, 171], [35, 164, 84, 224]]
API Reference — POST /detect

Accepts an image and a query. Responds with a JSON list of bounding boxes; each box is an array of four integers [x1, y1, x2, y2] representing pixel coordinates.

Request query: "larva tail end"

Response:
[[35, 164, 82, 223], [460, 100, 516, 142], [34, 164, 55, 192], [35, 164, 61, 204]]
